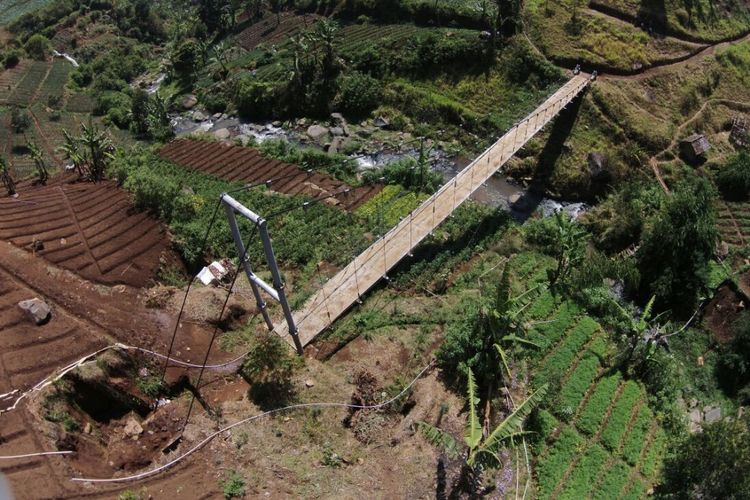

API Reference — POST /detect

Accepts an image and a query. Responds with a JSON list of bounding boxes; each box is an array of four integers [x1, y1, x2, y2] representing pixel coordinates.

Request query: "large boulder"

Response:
[[307, 124, 329, 141], [17, 298, 51, 325], [181, 94, 198, 110], [213, 128, 231, 140]]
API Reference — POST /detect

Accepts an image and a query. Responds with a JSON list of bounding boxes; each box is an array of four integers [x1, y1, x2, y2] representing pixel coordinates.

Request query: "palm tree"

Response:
[[0, 157, 15, 196], [419, 369, 548, 493], [58, 129, 86, 178], [80, 119, 114, 182], [312, 19, 339, 83], [26, 140, 49, 185]]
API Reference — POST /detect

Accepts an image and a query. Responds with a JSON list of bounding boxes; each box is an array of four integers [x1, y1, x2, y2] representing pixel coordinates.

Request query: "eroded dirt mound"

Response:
[[703, 284, 747, 343]]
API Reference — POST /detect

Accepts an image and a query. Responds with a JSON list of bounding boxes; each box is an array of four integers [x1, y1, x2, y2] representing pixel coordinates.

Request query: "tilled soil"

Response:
[[159, 139, 382, 211], [0, 175, 170, 288]]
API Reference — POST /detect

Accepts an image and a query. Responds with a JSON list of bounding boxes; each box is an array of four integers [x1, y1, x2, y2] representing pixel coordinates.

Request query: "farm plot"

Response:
[[0, 61, 30, 102], [513, 257, 664, 499], [721, 201, 750, 247], [0, 178, 170, 287], [236, 13, 320, 50], [0, 0, 55, 26], [6, 61, 49, 107], [35, 59, 72, 106], [158, 139, 382, 211], [337, 24, 424, 53]]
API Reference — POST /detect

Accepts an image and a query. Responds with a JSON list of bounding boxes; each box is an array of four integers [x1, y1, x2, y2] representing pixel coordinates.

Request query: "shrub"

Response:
[[3, 48, 21, 68], [124, 168, 180, 219], [716, 152, 750, 201], [235, 78, 281, 119], [335, 71, 382, 119], [220, 470, 246, 499], [10, 107, 30, 133], [241, 331, 302, 408], [361, 156, 443, 194], [24, 34, 50, 60]]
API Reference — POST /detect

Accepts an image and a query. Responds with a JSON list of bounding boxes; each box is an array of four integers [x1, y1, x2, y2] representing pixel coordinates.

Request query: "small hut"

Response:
[[679, 134, 710, 164], [730, 117, 748, 149]]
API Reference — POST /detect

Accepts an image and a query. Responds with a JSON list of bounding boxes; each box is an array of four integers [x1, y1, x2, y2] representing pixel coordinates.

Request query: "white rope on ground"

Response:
[[71, 361, 435, 484], [0, 451, 74, 460]]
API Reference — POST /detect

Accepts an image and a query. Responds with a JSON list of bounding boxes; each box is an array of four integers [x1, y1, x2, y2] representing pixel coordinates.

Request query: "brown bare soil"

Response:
[[236, 13, 320, 50], [703, 284, 746, 343], [0, 175, 171, 288], [159, 139, 382, 211]]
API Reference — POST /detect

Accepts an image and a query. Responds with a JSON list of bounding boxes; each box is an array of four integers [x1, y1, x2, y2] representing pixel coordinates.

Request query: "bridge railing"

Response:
[[277, 74, 591, 347]]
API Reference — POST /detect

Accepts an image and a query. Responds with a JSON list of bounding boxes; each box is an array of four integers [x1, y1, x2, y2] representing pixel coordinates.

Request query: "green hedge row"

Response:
[[576, 373, 621, 436], [600, 380, 642, 451]]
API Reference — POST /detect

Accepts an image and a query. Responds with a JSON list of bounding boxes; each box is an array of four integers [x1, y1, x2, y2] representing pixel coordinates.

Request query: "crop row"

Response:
[[600, 380, 642, 451], [528, 301, 581, 351], [354, 184, 426, 228], [639, 428, 666, 477], [622, 479, 646, 500], [558, 443, 609, 499], [534, 316, 600, 385], [535, 426, 584, 498], [0, 61, 29, 101], [592, 461, 631, 500], [0, 0, 54, 25], [36, 59, 71, 104], [7, 61, 48, 106], [557, 354, 600, 420], [65, 93, 95, 113], [337, 24, 423, 52], [622, 405, 652, 465], [576, 373, 621, 435], [525, 289, 557, 321], [510, 251, 547, 279]]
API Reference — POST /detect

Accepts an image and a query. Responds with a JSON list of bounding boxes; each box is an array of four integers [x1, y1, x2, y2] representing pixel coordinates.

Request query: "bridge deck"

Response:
[[277, 74, 591, 348]]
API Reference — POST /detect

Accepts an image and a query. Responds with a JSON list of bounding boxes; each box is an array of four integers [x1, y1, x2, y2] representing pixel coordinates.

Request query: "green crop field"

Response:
[[0, 0, 55, 26], [7, 61, 49, 106], [504, 252, 666, 498]]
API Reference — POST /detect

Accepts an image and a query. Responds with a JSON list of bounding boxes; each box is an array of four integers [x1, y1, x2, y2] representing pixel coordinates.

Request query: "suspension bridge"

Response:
[[277, 73, 592, 349]]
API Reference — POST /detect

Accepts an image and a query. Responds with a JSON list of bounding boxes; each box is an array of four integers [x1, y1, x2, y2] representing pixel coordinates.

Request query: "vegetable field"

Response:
[[508, 252, 666, 498], [0, 0, 55, 26], [236, 13, 320, 50], [717, 200, 750, 248], [7, 61, 49, 106]]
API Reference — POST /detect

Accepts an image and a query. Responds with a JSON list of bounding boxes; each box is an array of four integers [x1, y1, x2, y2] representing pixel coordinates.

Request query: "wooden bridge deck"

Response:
[[277, 74, 591, 348]]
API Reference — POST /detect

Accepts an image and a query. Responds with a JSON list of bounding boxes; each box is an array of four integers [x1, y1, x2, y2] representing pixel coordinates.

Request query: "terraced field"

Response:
[[717, 200, 750, 248], [158, 139, 382, 211], [0, 0, 54, 26], [236, 12, 320, 50], [0, 178, 170, 287], [6, 61, 50, 107], [0, 61, 30, 101], [508, 252, 666, 498]]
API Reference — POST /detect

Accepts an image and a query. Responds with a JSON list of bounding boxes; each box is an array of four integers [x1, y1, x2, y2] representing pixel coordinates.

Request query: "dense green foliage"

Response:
[[637, 177, 717, 315], [241, 331, 302, 407], [660, 414, 750, 499], [716, 152, 750, 201]]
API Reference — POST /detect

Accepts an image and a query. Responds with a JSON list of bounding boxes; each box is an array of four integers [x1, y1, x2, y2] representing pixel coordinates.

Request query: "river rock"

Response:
[[330, 126, 344, 137], [181, 94, 198, 110], [307, 124, 329, 141], [327, 136, 346, 154], [704, 406, 722, 423], [214, 128, 231, 140], [17, 298, 51, 325], [330, 112, 345, 123], [192, 110, 208, 121], [374, 116, 390, 129]]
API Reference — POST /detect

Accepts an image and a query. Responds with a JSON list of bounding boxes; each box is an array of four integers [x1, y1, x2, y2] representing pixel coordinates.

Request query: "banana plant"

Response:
[[419, 368, 548, 469]]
